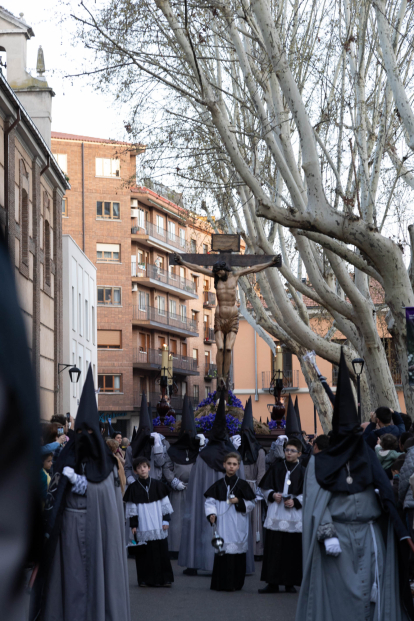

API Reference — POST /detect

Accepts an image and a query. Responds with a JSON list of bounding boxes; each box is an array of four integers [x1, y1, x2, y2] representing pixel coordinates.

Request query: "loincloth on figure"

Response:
[[214, 313, 239, 335]]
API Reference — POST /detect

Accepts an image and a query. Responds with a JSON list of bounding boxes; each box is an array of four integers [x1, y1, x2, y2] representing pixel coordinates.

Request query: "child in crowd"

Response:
[[204, 452, 256, 592], [42, 452, 53, 489], [123, 456, 174, 587], [258, 437, 305, 594], [375, 434, 403, 477]]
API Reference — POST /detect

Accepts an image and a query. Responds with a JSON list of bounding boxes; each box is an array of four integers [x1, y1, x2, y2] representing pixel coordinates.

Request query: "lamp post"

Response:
[[58, 363, 81, 383], [268, 345, 286, 428], [352, 357, 365, 423], [156, 345, 174, 423]]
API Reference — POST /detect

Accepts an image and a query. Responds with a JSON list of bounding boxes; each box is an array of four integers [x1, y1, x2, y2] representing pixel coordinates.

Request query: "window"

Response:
[[78, 293, 82, 335], [204, 279, 209, 291], [203, 243, 208, 254], [180, 304, 187, 322], [21, 189, 29, 266], [156, 215, 164, 233], [139, 333, 150, 353], [157, 295, 166, 315], [138, 250, 145, 267], [85, 300, 89, 340], [169, 299, 177, 316], [92, 306, 95, 345], [192, 275, 198, 288], [190, 239, 196, 253], [181, 343, 187, 357], [53, 153, 68, 174], [205, 387, 210, 399], [193, 385, 199, 401], [192, 348, 198, 363], [96, 201, 120, 220], [182, 381, 187, 396], [138, 208, 145, 229], [138, 291, 147, 311], [168, 221, 176, 239], [97, 286, 121, 305], [158, 336, 166, 351], [95, 158, 120, 178], [62, 197, 68, 217], [170, 339, 177, 354], [44, 220, 51, 287], [98, 374, 122, 392], [179, 228, 185, 248], [71, 286, 75, 330], [96, 243, 120, 262], [98, 329, 122, 349], [205, 350, 211, 364]]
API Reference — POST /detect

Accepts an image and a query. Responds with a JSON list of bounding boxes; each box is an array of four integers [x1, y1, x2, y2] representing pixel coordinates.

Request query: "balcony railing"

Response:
[[133, 305, 198, 334], [204, 326, 215, 343], [205, 363, 217, 380], [333, 363, 402, 387], [131, 221, 188, 252], [131, 262, 196, 295], [134, 391, 199, 410], [261, 370, 299, 390], [133, 347, 198, 373], [203, 291, 216, 307]]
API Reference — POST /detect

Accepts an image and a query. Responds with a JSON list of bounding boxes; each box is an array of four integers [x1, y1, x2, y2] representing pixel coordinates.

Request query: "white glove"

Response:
[[324, 537, 342, 556], [231, 434, 241, 449], [63, 466, 77, 485], [150, 432, 162, 447], [196, 433, 206, 447], [274, 435, 288, 446], [172, 477, 186, 491], [127, 475, 136, 485]]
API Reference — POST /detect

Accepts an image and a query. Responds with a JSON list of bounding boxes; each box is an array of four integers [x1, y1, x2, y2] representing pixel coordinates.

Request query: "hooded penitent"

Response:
[[131, 426, 137, 442], [130, 392, 152, 459], [285, 394, 301, 437], [314, 348, 377, 494], [56, 366, 115, 483], [239, 397, 263, 465], [168, 394, 199, 465], [199, 392, 236, 473], [294, 396, 301, 431]]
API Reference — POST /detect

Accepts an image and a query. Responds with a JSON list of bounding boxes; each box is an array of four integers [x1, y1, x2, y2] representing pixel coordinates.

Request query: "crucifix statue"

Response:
[[170, 234, 281, 391]]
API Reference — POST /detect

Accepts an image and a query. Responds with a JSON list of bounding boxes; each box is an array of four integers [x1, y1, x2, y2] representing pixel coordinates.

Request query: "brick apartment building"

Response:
[[52, 132, 217, 434]]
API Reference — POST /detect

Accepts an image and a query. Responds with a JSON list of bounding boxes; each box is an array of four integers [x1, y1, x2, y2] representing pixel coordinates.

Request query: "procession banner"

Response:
[[406, 307, 414, 385]]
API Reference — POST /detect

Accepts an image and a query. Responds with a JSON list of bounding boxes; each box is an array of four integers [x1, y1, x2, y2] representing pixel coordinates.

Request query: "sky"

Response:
[[2, 0, 129, 141]]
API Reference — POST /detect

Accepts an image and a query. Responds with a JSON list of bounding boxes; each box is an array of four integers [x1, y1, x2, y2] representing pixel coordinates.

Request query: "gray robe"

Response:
[[177, 457, 255, 573], [168, 462, 194, 552], [244, 448, 266, 556], [43, 468, 130, 621], [296, 456, 409, 621], [124, 437, 173, 483]]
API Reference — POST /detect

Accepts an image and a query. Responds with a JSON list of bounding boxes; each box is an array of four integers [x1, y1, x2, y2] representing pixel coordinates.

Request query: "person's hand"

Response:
[[162, 524, 169, 531], [209, 514, 216, 524], [229, 497, 239, 504], [173, 252, 183, 265], [324, 537, 342, 556], [376, 437, 381, 446], [131, 527, 137, 535], [271, 255, 280, 265], [231, 434, 241, 449], [62, 466, 77, 484], [273, 492, 282, 503], [284, 498, 294, 508], [58, 434, 66, 445], [370, 412, 376, 424], [150, 432, 162, 446], [196, 433, 206, 446]]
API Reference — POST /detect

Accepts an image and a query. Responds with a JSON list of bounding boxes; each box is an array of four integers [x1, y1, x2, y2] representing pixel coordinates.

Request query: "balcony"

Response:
[[131, 262, 197, 300], [333, 364, 403, 387], [134, 391, 200, 411], [133, 305, 199, 337], [204, 326, 215, 343], [203, 291, 216, 308], [133, 347, 199, 376], [261, 370, 299, 391], [131, 222, 189, 253], [205, 363, 217, 381]]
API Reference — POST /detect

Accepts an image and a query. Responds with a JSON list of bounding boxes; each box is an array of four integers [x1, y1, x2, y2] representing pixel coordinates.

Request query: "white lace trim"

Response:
[[136, 528, 168, 542], [72, 475, 88, 496], [223, 541, 248, 554], [125, 503, 138, 519], [265, 518, 303, 533]]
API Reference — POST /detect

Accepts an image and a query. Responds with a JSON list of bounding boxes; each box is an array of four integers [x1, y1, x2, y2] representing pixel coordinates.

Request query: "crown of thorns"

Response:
[[212, 260, 232, 273]]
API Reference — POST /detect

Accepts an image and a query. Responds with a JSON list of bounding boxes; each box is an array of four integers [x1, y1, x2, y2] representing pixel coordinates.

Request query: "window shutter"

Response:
[[98, 329, 122, 347]]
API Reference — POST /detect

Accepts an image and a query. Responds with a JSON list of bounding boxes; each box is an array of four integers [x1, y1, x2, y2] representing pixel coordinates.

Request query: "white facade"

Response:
[[62, 235, 97, 417]]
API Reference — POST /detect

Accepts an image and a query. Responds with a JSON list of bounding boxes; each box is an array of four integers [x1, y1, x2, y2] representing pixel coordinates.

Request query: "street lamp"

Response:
[[58, 363, 81, 383], [156, 345, 175, 424], [352, 357, 364, 423]]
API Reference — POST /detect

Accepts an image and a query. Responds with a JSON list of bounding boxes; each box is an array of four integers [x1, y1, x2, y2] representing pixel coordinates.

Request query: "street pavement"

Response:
[[129, 559, 298, 621]]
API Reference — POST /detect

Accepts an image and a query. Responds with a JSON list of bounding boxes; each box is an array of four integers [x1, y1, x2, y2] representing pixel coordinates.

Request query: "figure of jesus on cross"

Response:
[[172, 235, 280, 388]]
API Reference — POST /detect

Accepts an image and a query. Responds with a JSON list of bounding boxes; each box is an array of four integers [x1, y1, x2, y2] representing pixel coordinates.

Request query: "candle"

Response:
[[168, 354, 173, 386], [161, 344, 169, 374], [275, 344, 283, 373]]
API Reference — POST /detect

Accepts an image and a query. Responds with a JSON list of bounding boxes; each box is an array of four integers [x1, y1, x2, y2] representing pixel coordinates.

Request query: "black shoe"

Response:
[[162, 582, 172, 588], [258, 584, 279, 594], [138, 582, 147, 587], [183, 568, 198, 576], [285, 586, 297, 593]]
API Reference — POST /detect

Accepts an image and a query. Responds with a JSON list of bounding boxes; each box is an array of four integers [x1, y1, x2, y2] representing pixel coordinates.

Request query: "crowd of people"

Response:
[[28, 349, 414, 620]]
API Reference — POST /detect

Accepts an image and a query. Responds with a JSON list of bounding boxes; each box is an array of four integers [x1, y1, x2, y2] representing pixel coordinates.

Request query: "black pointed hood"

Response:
[[131, 426, 137, 442], [131, 392, 152, 458], [240, 397, 263, 465], [315, 348, 371, 494], [168, 395, 199, 465], [57, 366, 115, 482], [294, 396, 301, 430], [148, 402, 153, 432], [285, 395, 301, 436], [200, 392, 236, 472]]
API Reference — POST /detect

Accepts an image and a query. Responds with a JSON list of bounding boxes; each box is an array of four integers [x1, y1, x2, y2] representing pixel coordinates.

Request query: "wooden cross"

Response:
[[169, 233, 282, 268]]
